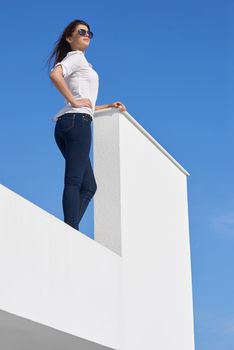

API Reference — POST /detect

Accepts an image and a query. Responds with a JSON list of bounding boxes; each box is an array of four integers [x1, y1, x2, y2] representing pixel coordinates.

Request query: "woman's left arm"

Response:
[[95, 101, 126, 112], [95, 104, 111, 111]]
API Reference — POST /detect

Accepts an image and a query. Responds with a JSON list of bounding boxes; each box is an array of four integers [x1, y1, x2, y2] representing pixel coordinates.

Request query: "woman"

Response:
[[48, 19, 126, 231]]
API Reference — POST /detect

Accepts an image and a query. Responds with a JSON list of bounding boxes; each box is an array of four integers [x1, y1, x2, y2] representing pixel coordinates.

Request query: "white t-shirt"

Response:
[[50, 49, 99, 122]]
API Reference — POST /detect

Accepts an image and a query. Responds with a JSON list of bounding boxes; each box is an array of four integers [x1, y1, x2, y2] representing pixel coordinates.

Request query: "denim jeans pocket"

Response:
[[81, 114, 92, 125], [57, 115, 75, 132]]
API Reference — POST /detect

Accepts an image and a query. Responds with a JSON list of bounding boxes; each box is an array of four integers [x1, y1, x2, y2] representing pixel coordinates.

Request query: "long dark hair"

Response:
[[46, 19, 91, 76]]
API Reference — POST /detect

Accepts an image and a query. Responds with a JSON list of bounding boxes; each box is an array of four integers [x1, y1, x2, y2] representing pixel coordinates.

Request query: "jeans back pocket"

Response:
[[57, 115, 75, 132], [81, 114, 92, 124]]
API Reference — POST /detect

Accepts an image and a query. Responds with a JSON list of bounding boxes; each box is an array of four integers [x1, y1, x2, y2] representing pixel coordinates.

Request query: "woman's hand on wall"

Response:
[[109, 101, 126, 112], [95, 102, 127, 112]]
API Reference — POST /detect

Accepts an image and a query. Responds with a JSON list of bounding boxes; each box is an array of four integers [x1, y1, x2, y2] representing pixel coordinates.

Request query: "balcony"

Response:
[[0, 108, 195, 349]]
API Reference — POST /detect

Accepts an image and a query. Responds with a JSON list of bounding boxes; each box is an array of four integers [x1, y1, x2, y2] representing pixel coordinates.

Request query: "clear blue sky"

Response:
[[0, 0, 233, 349]]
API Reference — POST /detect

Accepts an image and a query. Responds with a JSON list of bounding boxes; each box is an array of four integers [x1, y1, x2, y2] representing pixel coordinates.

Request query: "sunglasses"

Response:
[[77, 28, 94, 39]]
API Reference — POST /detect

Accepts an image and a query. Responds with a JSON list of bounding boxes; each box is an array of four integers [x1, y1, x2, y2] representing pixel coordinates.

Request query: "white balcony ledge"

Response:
[[0, 109, 195, 350]]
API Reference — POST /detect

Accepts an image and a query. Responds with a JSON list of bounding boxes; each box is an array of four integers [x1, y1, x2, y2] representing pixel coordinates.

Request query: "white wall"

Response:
[[93, 109, 195, 350], [93, 108, 122, 255], [0, 108, 195, 350], [0, 184, 123, 350]]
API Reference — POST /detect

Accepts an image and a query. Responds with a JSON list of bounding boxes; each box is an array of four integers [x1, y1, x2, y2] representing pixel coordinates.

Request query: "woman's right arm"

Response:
[[50, 65, 93, 109]]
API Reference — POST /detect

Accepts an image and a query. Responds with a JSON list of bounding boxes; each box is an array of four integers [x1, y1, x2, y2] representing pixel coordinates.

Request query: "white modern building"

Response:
[[0, 108, 195, 349]]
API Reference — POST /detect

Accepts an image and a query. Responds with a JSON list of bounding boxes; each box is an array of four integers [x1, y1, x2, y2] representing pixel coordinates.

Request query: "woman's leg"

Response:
[[78, 157, 97, 225], [62, 117, 91, 230], [54, 114, 96, 230]]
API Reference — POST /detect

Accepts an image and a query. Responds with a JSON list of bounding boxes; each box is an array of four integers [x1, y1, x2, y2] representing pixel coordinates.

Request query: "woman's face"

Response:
[[66, 24, 91, 52]]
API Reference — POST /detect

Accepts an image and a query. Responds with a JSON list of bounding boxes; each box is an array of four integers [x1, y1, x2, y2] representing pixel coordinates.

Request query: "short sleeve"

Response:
[[50, 52, 82, 78]]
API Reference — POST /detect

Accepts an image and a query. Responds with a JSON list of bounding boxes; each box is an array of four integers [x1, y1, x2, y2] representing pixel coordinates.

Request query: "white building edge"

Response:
[[0, 108, 195, 349]]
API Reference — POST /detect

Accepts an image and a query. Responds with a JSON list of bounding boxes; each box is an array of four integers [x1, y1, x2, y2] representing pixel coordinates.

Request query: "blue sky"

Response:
[[0, 0, 233, 349]]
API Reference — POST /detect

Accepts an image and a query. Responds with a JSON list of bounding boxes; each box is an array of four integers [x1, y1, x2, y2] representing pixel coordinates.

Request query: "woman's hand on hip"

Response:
[[109, 101, 126, 112], [71, 98, 93, 109]]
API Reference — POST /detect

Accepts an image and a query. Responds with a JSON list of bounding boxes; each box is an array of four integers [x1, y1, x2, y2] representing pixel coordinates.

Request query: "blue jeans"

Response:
[[54, 113, 97, 231]]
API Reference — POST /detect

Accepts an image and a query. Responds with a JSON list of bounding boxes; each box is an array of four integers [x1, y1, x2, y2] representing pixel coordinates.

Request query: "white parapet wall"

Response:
[[93, 108, 195, 350], [0, 108, 195, 350], [0, 184, 123, 350]]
